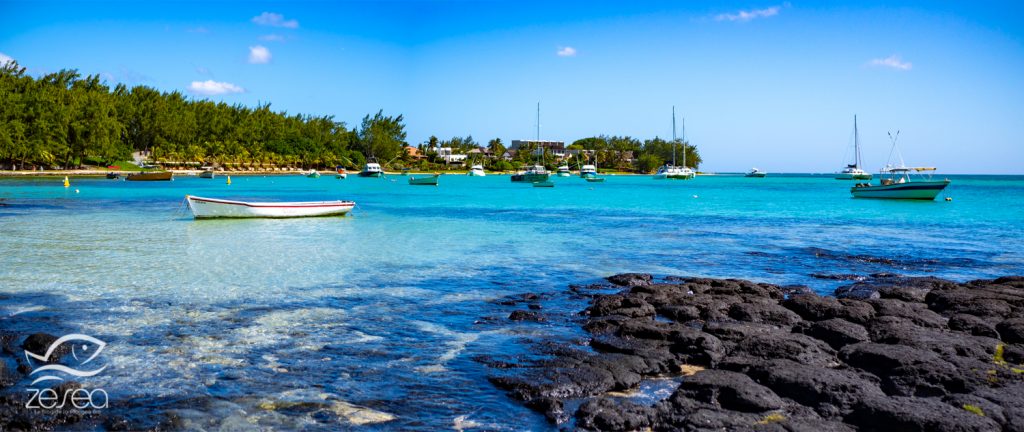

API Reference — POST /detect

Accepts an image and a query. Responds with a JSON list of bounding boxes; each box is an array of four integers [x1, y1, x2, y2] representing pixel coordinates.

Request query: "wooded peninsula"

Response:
[[0, 63, 700, 173]]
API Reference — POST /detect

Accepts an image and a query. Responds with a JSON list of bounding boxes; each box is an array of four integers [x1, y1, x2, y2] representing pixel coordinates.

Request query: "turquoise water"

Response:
[[1, 173, 1022, 429]]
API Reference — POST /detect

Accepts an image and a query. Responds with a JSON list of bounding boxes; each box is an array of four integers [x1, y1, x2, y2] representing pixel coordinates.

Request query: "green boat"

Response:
[[408, 174, 439, 186], [851, 167, 949, 200], [511, 165, 550, 183], [585, 177, 605, 183], [532, 180, 555, 188], [306, 169, 321, 178]]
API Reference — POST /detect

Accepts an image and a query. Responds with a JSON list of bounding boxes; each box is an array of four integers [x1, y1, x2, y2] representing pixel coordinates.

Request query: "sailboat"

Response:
[[653, 106, 696, 180], [835, 115, 873, 180], [511, 102, 551, 183], [850, 131, 950, 200]]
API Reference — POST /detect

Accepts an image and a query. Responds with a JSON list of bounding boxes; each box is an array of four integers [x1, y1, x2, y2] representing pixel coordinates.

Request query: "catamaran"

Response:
[[836, 115, 872, 180], [512, 102, 552, 183], [850, 131, 950, 200], [185, 195, 355, 218], [654, 106, 695, 180]]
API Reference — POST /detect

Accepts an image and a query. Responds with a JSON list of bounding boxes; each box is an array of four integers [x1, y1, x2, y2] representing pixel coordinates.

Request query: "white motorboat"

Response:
[[360, 160, 384, 177], [555, 164, 571, 177], [185, 195, 355, 219], [468, 164, 486, 176], [579, 164, 597, 179], [745, 167, 767, 178]]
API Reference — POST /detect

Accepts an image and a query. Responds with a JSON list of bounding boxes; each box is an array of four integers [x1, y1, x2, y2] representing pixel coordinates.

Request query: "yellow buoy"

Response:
[[63, 176, 70, 188], [226, 175, 232, 185]]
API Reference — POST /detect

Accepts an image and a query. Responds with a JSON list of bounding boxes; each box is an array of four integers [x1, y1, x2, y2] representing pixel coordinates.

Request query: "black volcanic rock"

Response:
[[488, 273, 1024, 431]]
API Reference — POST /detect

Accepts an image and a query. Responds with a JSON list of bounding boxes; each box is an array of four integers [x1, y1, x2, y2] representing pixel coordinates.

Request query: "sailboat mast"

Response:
[[681, 117, 687, 168], [671, 106, 677, 166], [536, 102, 541, 165], [854, 115, 861, 169]]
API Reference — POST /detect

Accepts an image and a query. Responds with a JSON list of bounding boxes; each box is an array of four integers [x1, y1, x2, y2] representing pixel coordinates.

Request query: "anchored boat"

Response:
[[555, 164, 571, 177], [360, 160, 384, 177], [850, 131, 950, 200], [468, 164, 486, 177], [408, 174, 440, 186], [511, 165, 550, 183], [836, 115, 873, 180], [654, 106, 695, 180], [126, 172, 173, 181], [185, 195, 355, 218], [745, 168, 767, 178]]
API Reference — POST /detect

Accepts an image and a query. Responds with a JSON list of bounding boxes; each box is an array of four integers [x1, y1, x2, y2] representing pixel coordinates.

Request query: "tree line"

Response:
[[0, 62, 405, 170], [0, 61, 701, 173]]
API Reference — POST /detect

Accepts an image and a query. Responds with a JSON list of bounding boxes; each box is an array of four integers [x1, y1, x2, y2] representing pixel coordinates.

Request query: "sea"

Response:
[[1, 173, 1022, 430]]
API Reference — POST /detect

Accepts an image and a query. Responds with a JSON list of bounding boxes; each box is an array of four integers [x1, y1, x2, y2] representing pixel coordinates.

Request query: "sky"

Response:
[[1, 0, 1022, 173]]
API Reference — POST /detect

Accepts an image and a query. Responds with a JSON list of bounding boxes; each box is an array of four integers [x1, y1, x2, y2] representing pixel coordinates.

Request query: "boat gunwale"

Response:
[[187, 195, 355, 208]]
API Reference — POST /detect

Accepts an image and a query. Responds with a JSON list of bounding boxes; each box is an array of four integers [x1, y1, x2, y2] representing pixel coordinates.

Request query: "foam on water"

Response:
[[1, 174, 1022, 430]]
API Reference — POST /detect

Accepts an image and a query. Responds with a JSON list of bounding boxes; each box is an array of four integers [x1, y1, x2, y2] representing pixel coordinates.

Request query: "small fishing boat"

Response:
[[850, 131, 950, 200], [555, 164, 571, 177], [360, 161, 384, 177], [654, 107, 695, 180], [836, 116, 873, 180], [579, 164, 598, 179], [106, 172, 120, 179], [126, 171, 173, 181], [745, 168, 767, 178], [185, 195, 355, 219], [468, 164, 486, 177], [306, 169, 321, 178], [851, 168, 949, 200], [532, 180, 555, 188], [408, 174, 440, 186], [511, 165, 550, 183], [336, 168, 348, 179], [199, 169, 215, 179], [585, 177, 605, 183]]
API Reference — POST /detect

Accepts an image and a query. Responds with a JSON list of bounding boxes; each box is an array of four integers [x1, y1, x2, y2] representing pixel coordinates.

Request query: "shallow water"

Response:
[[0, 173, 1022, 429]]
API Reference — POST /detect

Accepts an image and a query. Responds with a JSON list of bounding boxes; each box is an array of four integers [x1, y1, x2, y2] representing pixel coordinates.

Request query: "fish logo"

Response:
[[25, 333, 107, 386]]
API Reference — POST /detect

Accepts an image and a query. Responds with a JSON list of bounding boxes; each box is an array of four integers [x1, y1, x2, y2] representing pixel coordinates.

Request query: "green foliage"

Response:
[[0, 62, 404, 170], [635, 154, 663, 173]]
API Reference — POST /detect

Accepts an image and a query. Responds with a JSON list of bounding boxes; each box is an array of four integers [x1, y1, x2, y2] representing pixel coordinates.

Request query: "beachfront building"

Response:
[[509, 140, 566, 159], [435, 146, 468, 165]]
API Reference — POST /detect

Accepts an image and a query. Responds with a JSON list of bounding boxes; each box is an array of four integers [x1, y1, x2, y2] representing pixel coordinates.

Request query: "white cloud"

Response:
[[715, 6, 782, 22], [556, 46, 577, 57], [259, 34, 285, 42], [868, 55, 912, 71], [248, 45, 272, 64], [251, 12, 298, 29], [188, 80, 245, 96], [0, 52, 15, 67]]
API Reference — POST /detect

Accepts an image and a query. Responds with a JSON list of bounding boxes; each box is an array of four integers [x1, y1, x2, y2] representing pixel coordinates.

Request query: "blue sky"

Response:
[[1, 1, 1022, 173]]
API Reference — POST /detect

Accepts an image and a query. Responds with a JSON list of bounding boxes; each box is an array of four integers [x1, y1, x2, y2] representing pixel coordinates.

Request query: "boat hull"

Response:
[[746, 173, 767, 178], [408, 175, 439, 186], [850, 181, 950, 200], [359, 171, 383, 178], [467, 171, 486, 177], [532, 181, 555, 188], [186, 196, 355, 219], [126, 172, 173, 181], [511, 173, 550, 183], [836, 173, 873, 180], [654, 173, 695, 180], [585, 178, 605, 183], [199, 171, 215, 179]]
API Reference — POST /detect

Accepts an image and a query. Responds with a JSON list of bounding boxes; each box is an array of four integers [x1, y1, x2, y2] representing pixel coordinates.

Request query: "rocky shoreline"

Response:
[[489, 273, 1024, 431]]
